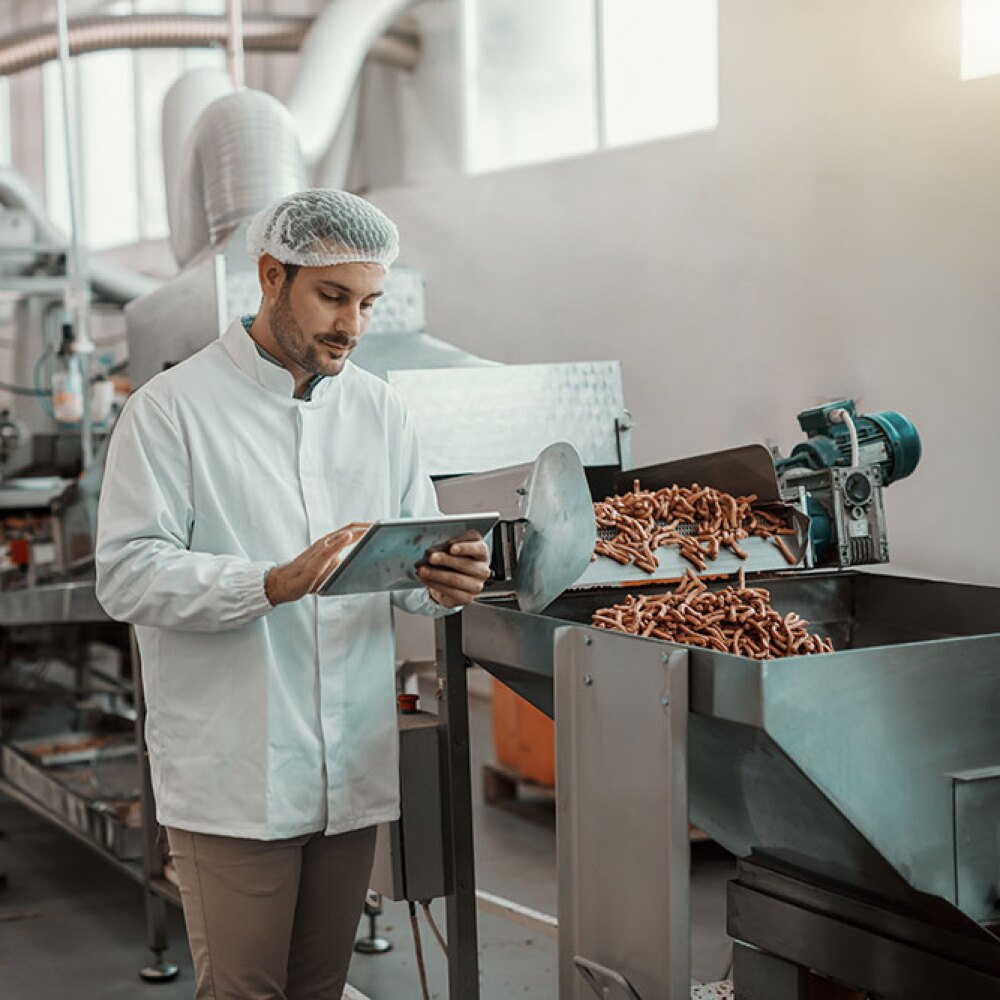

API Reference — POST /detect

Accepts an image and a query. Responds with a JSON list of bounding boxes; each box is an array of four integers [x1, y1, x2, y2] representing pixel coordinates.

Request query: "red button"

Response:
[[397, 693, 419, 714]]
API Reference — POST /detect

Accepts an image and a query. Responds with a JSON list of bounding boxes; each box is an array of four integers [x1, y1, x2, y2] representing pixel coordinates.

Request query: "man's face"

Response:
[[268, 261, 386, 378]]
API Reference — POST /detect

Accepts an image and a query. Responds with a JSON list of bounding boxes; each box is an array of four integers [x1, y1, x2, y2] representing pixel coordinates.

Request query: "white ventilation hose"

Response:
[[284, 0, 416, 165], [162, 68, 235, 264], [162, 0, 416, 266], [171, 89, 307, 268]]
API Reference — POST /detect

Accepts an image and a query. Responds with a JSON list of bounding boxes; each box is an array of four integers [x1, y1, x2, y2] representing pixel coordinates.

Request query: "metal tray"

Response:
[[584, 444, 811, 589], [14, 730, 137, 768], [1, 743, 142, 860]]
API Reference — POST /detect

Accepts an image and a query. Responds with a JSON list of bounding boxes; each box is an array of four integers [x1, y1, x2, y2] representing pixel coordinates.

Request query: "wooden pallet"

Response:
[[482, 762, 712, 842], [482, 762, 555, 825]]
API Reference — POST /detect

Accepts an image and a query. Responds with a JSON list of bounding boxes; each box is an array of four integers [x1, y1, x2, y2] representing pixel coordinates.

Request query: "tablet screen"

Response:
[[318, 513, 500, 597]]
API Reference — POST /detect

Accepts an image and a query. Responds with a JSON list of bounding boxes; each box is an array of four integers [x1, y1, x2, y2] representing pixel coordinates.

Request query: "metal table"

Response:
[[438, 569, 1000, 998], [0, 579, 181, 981]]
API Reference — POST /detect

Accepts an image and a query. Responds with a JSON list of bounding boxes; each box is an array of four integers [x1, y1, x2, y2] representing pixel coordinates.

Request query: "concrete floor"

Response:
[[0, 674, 735, 999]]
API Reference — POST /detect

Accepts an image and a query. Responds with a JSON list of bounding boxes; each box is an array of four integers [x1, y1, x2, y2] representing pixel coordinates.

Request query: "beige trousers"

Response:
[[166, 825, 377, 1000]]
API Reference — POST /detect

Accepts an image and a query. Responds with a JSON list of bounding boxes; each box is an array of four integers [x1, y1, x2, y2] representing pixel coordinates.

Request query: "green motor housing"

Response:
[[778, 399, 921, 486]]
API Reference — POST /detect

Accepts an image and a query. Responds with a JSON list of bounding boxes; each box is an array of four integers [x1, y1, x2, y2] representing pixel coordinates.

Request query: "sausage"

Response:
[[591, 570, 834, 660], [595, 482, 798, 576]]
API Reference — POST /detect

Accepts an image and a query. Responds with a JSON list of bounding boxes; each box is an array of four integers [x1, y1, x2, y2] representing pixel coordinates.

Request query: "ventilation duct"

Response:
[[171, 88, 307, 268]]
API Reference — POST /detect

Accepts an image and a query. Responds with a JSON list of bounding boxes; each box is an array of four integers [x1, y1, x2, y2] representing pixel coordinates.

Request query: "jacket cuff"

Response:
[[419, 588, 464, 617], [241, 561, 276, 620]]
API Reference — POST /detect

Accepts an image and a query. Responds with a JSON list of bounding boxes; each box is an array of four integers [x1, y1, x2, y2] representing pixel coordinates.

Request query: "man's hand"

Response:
[[416, 530, 491, 609], [266, 523, 371, 606]]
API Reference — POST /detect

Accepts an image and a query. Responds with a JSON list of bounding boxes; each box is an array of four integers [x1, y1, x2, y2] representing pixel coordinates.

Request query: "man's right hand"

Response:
[[265, 523, 371, 606]]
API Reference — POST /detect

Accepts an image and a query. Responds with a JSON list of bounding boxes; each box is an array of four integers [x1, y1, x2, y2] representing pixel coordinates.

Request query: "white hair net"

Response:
[[245, 189, 399, 269]]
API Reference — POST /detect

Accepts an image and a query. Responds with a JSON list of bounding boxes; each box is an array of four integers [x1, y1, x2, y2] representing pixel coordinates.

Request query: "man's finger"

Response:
[[447, 540, 490, 560], [417, 566, 486, 594], [339, 521, 372, 535], [329, 524, 370, 544], [307, 542, 359, 592], [327, 529, 367, 553], [446, 529, 482, 545], [303, 526, 364, 560], [424, 551, 491, 580], [307, 555, 342, 593]]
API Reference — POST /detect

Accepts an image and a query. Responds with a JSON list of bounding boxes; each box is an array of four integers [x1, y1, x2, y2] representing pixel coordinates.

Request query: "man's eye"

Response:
[[320, 293, 343, 304], [361, 300, 376, 311]]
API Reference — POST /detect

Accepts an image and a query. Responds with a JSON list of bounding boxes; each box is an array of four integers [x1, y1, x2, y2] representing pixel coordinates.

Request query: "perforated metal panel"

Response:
[[366, 265, 426, 335], [388, 361, 626, 475]]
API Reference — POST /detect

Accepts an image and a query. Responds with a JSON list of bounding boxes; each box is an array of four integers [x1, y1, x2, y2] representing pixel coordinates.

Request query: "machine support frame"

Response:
[[130, 629, 180, 983], [555, 627, 691, 1000], [728, 861, 1000, 999], [436, 613, 481, 1000]]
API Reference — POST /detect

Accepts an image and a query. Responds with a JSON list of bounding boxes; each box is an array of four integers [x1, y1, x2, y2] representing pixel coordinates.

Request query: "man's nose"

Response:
[[335, 304, 363, 339]]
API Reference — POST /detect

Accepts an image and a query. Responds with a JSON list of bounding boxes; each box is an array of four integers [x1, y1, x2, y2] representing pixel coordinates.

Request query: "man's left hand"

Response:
[[417, 530, 491, 609]]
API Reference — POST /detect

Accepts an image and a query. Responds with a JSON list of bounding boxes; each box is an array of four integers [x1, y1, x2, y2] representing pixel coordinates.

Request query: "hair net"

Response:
[[246, 189, 399, 269]]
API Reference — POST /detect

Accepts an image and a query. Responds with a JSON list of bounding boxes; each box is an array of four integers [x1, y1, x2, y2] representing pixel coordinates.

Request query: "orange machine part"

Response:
[[8, 539, 29, 567], [491, 678, 555, 788]]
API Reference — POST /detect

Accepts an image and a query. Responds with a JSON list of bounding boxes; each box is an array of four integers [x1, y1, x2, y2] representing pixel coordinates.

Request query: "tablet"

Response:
[[318, 513, 501, 597]]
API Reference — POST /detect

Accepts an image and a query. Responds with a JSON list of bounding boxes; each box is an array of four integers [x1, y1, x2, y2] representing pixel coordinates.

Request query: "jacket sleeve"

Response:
[[95, 391, 274, 632], [389, 403, 461, 618]]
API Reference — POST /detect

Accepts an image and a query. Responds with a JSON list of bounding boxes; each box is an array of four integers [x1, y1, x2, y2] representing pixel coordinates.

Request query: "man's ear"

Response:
[[258, 254, 287, 300]]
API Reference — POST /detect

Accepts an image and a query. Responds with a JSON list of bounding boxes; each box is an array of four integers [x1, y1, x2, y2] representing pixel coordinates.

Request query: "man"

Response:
[[96, 189, 491, 1000]]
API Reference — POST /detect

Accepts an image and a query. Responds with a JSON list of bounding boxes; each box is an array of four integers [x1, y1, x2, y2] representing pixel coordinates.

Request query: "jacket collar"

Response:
[[219, 318, 343, 403]]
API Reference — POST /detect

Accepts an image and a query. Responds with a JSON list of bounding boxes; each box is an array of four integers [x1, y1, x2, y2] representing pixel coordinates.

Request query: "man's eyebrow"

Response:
[[317, 280, 384, 299]]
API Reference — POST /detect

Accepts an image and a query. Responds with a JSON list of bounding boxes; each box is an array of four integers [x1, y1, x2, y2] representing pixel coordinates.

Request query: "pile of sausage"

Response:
[[591, 568, 835, 659], [593, 481, 798, 574]]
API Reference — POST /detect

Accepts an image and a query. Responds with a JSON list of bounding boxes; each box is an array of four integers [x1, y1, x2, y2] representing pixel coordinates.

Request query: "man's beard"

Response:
[[269, 287, 350, 376]]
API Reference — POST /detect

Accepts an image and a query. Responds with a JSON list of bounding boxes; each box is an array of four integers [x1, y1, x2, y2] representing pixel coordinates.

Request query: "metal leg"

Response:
[[130, 630, 179, 984], [733, 943, 810, 1000], [555, 630, 690, 1000], [435, 614, 480, 1000], [140, 892, 178, 983], [354, 894, 393, 954]]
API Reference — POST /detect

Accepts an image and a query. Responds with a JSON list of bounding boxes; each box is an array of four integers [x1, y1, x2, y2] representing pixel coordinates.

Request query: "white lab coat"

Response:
[[96, 319, 450, 839]]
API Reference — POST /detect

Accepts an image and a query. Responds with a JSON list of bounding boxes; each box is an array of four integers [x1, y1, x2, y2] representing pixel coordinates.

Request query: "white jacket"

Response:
[[96, 319, 449, 839]]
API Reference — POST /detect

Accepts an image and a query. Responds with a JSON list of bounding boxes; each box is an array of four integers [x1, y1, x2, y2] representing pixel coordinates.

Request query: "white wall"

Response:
[[368, 0, 1000, 585]]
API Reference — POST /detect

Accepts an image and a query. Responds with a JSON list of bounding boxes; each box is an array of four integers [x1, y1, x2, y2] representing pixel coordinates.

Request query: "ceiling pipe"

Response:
[[0, 13, 419, 76], [225, 0, 244, 89]]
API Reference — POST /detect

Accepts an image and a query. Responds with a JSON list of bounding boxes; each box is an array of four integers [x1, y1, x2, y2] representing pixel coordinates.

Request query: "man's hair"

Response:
[[281, 262, 300, 288]]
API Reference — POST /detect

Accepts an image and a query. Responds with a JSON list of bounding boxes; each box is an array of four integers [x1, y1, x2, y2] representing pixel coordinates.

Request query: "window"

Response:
[[464, 0, 598, 174], [43, 0, 226, 249], [600, 0, 717, 148], [961, 0, 1000, 80], [45, 49, 140, 250], [463, 0, 718, 174]]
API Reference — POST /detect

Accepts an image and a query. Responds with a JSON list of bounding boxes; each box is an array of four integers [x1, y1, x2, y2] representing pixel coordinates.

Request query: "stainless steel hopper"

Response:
[[465, 570, 1000, 928], [436, 443, 1000, 1000]]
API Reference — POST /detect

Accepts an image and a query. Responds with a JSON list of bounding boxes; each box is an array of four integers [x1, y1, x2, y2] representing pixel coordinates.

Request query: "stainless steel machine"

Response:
[[425, 440, 1000, 1000]]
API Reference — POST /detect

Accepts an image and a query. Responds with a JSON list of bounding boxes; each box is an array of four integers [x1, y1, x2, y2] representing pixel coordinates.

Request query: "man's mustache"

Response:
[[316, 335, 357, 350]]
